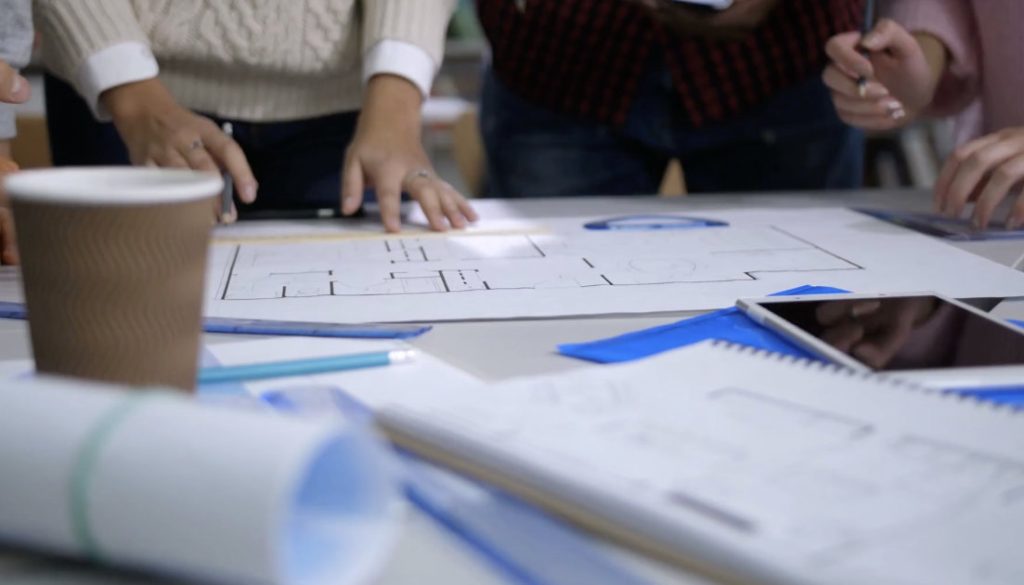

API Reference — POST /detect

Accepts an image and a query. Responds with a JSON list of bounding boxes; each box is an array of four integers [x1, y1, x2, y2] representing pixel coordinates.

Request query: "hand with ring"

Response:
[[101, 78, 258, 223], [341, 75, 477, 232]]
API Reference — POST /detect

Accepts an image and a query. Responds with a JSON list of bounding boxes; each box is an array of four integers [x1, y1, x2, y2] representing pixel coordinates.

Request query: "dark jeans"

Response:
[[44, 74, 358, 214], [481, 62, 864, 197]]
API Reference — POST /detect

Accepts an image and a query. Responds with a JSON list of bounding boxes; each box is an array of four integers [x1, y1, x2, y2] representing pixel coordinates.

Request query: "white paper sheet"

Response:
[[203, 208, 1024, 323], [0, 377, 400, 585], [381, 341, 1024, 585], [203, 337, 482, 410]]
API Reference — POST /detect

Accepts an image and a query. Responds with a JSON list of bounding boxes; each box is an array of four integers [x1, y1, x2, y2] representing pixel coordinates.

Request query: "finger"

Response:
[[832, 93, 904, 117], [219, 201, 238, 225], [1007, 190, 1024, 230], [816, 300, 881, 326], [341, 152, 365, 216], [452, 185, 479, 223], [853, 322, 910, 370], [822, 66, 888, 99], [377, 173, 404, 233], [0, 209, 18, 265], [409, 182, 447, 231], [437, 185, 468, 230], [941, 136, 1021, 218], [0, 61, 30, 104], [835, 111, 904, 132], [971, 153, 1024, 229], [860, 18, 920, 58], [152, 148, 190, 169], [179, 143, 218, 173], [202, 128, 258, 203], [821, 322, 866, 353], [825, 32, 874, 80], [934, 133, 1003, 212]]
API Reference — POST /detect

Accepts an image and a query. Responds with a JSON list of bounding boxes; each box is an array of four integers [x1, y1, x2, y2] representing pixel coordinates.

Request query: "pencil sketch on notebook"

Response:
[[382, 342, 1024, 585], [203, 208, 1024, 322]]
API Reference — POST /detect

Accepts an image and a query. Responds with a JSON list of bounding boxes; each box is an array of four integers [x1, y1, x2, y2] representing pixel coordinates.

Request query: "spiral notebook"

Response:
[[379, 340, 1024, 585]]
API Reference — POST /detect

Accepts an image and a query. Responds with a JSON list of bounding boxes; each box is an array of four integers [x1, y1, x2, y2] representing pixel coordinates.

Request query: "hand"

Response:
[[341, 74, 477, 232], [935, 127, 1024, 228], [101, 79, 257, 222], [815, 297, 938, 369], [0, 156, 20, 265], [635, 0, 781, 40], [823, 20, 946, 131], [0, 59, 31, 104]]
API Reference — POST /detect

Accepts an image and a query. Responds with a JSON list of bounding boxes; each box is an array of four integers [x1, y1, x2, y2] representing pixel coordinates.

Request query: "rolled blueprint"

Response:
[[0, 376, 400, 585]]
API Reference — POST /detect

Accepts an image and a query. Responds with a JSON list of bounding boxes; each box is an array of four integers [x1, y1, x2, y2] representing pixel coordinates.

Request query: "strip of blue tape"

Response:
[[557, 285, 845, 364], [559, 288, 1024, 407]]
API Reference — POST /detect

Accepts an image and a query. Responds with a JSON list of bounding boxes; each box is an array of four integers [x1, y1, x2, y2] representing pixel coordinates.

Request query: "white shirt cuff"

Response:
[[363, 40, 437, 100], [76, 42, 160, 121]]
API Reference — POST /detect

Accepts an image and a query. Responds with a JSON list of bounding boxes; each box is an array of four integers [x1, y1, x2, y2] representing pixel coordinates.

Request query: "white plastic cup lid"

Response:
[[4, 167, 223, 206]]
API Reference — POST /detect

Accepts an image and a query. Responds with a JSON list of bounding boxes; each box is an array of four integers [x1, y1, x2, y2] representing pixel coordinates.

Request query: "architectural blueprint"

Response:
[[204, 208, 1024, 323]]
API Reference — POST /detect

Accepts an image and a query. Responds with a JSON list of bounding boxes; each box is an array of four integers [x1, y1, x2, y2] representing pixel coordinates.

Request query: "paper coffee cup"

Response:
[[4, 167, 222, 391]]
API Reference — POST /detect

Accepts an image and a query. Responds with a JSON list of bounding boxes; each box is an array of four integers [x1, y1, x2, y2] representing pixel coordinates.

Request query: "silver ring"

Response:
[[188, 139, 204, 151], [403, 168, 432, 184]]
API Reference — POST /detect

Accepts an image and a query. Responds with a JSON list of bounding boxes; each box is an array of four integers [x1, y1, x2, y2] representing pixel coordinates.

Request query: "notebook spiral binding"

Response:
[[707, 340, 1023, 417]]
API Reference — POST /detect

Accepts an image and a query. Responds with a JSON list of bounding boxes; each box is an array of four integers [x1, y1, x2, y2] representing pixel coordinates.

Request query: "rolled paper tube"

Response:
[[0, 376, 401, 585]]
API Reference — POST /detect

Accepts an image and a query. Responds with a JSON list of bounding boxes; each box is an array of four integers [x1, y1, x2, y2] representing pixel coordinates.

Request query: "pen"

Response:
[[220, 122, 235, 220], [196, 349, 416, 384], [857, 0, 877, 97]]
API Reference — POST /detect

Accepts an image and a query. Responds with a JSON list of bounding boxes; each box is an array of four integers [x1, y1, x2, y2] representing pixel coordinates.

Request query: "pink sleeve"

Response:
[[883, 0, 980, 117]]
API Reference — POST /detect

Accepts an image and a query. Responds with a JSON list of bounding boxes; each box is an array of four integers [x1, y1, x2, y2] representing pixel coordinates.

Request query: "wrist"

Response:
[[361, 74, 423, 137], [101, 78, 176, 122]]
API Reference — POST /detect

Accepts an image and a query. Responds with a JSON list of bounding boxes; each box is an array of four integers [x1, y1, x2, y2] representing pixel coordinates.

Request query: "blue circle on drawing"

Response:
[[583, 215, 729, 231]]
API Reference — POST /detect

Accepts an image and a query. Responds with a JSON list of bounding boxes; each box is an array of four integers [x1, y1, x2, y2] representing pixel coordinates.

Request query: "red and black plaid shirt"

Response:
[[477, 0, 864, 127]]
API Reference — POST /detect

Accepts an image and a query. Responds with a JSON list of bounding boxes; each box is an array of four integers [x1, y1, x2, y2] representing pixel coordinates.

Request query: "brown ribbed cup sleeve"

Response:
[[12, 197, 216, 391]]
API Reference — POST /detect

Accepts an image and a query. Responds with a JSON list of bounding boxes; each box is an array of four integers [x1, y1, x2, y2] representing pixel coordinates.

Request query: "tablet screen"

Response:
[[759, 296, 1024, 371]]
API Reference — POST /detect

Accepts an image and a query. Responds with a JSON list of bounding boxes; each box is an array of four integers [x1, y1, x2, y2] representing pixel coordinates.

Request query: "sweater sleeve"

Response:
[[362, 0, 456, 75], [35, 0, 150, 88], [0, 0, 33, 140], [883, 0, 980, 117]]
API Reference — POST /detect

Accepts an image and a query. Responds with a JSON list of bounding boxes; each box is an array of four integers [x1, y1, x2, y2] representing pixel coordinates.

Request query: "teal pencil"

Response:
[[197, 349, 416, 385]]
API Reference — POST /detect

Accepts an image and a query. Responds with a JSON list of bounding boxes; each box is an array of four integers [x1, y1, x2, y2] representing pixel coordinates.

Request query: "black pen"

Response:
[[857, 0, 877, 97]]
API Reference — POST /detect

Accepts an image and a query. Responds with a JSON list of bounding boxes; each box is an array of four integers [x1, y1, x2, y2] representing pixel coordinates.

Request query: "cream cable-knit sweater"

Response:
[[36, 0, 453, 121]]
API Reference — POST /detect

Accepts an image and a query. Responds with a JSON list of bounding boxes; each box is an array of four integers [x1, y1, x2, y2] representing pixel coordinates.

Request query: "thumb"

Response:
[[0, 61, 30, 104], [861, 18, 920, 59]]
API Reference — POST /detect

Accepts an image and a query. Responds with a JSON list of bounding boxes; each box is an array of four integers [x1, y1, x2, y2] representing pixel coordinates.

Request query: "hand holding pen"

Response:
[[821, 0, 948, 132]]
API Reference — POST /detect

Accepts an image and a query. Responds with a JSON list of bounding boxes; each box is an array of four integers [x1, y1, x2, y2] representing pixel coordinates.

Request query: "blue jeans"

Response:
[[44, 75, 357, 214], [481, 62, 864, 197]]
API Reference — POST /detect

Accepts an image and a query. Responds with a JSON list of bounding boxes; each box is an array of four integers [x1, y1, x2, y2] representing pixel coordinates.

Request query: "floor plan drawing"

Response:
[[218, 226, 862, 300], [203, 208, 1024, 323]]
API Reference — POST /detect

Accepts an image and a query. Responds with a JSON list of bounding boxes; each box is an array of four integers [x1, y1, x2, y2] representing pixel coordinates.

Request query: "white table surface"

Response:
[[2, 190, 1022, 585]]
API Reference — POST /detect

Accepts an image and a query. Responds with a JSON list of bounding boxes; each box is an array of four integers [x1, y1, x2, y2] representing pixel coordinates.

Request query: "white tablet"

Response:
[[737, 292, 1024, 389]]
